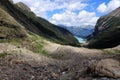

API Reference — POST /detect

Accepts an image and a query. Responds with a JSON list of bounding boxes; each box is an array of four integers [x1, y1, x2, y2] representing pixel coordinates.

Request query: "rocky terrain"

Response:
[[0, 42, 120, 80]]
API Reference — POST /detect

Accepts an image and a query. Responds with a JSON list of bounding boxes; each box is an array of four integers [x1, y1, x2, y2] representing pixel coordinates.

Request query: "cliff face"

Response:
[[0, 0, 78, 45], [87, 7, 120, 49], [94, 7, 120, 35]]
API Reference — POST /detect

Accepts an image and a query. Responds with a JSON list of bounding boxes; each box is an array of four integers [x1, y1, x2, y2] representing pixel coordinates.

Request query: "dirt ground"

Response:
[[0, 43, 120, 80]]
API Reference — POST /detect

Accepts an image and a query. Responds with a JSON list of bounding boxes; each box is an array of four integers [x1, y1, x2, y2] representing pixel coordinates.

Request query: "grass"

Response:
[[102, 49, 120, 54], [49, 54, 65, 59], [25, 32, 49, 56], [0, 8, 26, 40], [114, 49, 120, 53], [0, 52, 10, 58], [102, 50, 113, 54], [0, 31, 49, 56]]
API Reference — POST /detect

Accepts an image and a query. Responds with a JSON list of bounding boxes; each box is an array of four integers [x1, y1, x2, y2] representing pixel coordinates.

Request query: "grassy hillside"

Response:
[[0, 8, 26, 40], [0, 0, 78, 45]]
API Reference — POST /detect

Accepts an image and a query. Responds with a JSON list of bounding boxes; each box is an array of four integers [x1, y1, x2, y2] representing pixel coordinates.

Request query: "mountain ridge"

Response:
[[0, 0, 78, 45], [15, 2, 31, 12], [87, 7, 120, 48], [58, 25, 94, 38]]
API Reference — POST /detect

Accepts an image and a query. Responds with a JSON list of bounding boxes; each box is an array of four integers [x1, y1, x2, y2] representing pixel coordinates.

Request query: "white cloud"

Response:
[[97, 3, 107, 13], [13, 0, 98, 27], [51, 10, 99, 27], [67, 2, 87, 11], [97, 0, 120, 13], [13, 0, 87, 17]]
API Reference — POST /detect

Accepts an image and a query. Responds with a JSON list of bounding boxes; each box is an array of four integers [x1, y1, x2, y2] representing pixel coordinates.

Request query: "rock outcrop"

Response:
[[88, 59, 120, 78]]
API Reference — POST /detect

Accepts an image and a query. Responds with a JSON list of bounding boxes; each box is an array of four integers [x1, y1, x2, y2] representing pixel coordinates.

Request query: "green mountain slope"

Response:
[[0, 0, 78, 45], [0, 8, 26, 40], [87, 7, 120, 49]]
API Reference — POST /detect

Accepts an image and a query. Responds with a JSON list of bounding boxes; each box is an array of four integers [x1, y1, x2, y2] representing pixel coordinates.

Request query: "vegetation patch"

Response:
[[0, 52, 10, 58], [23, 32, 50, 56], [102, 49, 120, 54], [49, 54, 65, 60], [114, 49, 120, 53], [102, 50, 113, 54]]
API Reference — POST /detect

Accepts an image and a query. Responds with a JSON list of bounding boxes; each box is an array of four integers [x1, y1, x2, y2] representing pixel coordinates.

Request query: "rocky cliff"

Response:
[[87, 7, 120, 48], [94, 7, 120, 35]]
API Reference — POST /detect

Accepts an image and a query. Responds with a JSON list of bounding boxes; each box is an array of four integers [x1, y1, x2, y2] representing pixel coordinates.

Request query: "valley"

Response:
[[0, 0, 120, 80]]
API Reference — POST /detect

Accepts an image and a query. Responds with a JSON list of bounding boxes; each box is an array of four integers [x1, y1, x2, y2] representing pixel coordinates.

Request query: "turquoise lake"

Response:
[[75, 36, 86, 43]]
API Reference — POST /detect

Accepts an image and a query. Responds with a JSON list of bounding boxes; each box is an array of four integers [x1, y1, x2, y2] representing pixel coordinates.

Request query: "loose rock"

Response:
[[88, 59, 120, 78]]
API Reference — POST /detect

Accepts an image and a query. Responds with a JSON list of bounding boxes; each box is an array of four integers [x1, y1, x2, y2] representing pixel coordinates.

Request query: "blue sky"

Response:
[[13, 0, 120, 28]]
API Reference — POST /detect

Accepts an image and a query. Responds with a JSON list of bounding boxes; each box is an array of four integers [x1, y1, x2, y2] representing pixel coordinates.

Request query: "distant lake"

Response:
[[75, 36, 86, 43]]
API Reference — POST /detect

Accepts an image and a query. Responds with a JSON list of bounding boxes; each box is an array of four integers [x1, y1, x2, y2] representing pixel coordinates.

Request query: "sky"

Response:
[[13, 0, 120, 28]]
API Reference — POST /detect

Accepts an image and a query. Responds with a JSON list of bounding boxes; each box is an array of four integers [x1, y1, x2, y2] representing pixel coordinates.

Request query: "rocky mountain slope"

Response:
[[0, 0, 78, 45], [59, 25, 93, 38], [87, 7, 120, 48]]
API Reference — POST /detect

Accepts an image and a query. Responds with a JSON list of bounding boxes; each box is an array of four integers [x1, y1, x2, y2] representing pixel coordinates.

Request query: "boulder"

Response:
[[88, 59, 120, 78]]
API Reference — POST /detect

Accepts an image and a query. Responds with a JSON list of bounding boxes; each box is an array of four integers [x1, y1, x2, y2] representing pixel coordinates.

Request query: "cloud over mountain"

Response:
[[13, 0, 120, 27], [51, 10, 99, 26], [97, 0, 120, 13]]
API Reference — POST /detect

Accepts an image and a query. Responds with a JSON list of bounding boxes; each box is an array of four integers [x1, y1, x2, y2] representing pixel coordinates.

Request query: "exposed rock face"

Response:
[[15, 2, 31, 12], [94, 7, 120, 35], [87, 7, 120, 48], [88, 59, 120, 78]]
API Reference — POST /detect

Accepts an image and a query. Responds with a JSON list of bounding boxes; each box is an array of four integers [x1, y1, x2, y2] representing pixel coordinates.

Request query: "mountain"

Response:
[[58, 25, 94, 38], [0, 0, 78, 45], [87, 7, 120, 49], [15, 2, 31, 12]]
